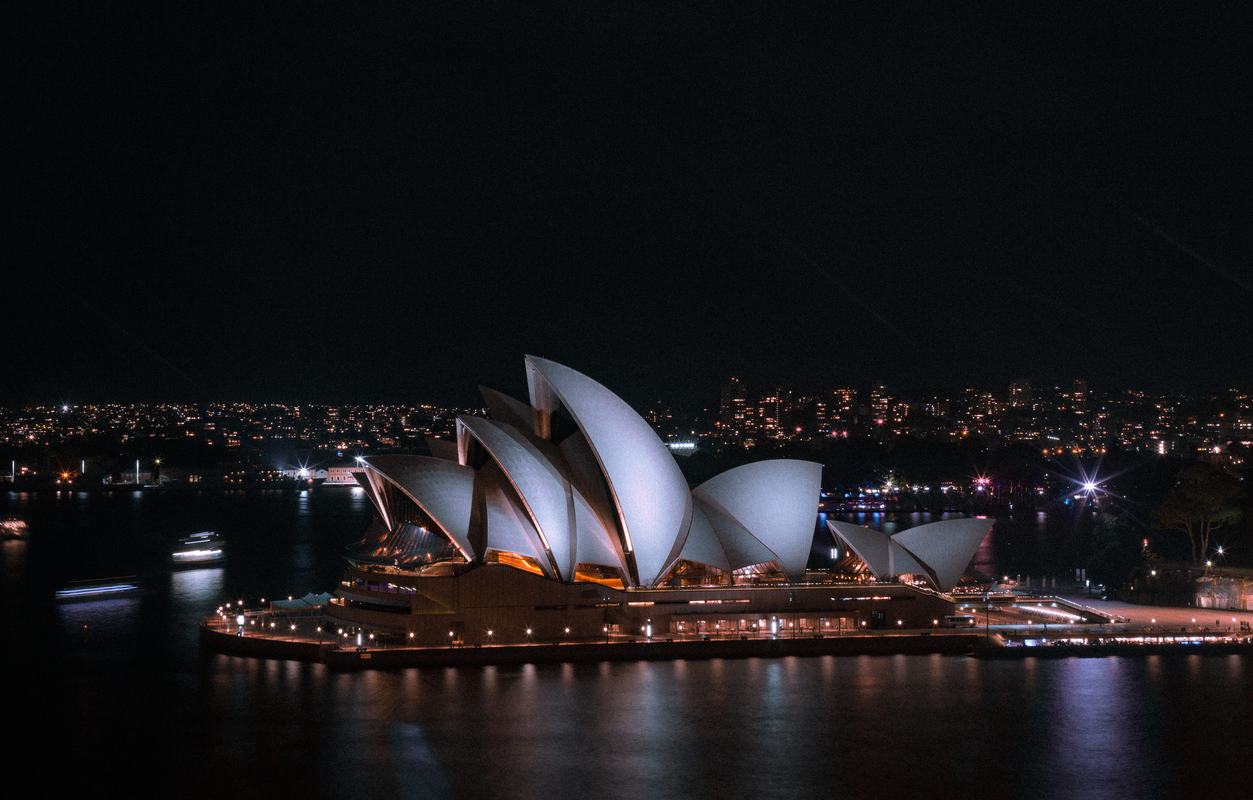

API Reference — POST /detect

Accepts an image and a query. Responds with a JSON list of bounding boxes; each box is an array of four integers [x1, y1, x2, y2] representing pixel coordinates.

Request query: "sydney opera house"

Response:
[[325, 356, 992, 644]]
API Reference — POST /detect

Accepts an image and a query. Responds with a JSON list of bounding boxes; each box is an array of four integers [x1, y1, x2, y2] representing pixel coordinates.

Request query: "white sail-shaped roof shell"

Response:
[[693, 460, 822, 580], [525, 355, 692, 587], [457, 415, 628, 581], [826, 521, 927, 578], [692, 496, 776, 571], [457, 416, 573, 579], [477, 463, 555, 578], [424, 436, 459, 462], [828, 518, 991, 591], [571, 488, 625, 573], [479, 386, 536, 434], [359, 455, 476, 561], [353, 469, 388, 528], [827, 521, 891, 576], [678, 503, 732, 572], [891, 517, 993, 592]]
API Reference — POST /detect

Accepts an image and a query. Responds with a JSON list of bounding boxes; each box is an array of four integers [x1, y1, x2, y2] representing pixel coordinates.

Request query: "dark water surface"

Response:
[[5, 490, 1250, 800]]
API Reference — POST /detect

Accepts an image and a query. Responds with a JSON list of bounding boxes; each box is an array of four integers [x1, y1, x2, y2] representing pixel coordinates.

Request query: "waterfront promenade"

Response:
[[1059, 595, 1253, 632], [200, 612, 1000, 669], [200, 595, 1253, 670]]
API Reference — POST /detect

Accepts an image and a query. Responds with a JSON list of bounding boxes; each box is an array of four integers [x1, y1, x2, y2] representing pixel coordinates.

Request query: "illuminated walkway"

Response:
[[1058, 594, 1253, 632]]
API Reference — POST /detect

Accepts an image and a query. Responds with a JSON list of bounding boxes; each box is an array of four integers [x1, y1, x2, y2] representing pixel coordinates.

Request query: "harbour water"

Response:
[[5, 490, 1250, 799]]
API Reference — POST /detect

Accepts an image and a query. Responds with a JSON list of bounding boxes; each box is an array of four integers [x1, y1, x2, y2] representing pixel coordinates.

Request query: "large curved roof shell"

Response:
[[359, 455, 476, 561], [571, 490, 626, 573], [477, 463, 555, 578], [891, 517, 993, 592], [524, 355, 692, 587], [425, 436, 459, 462], [694, 497, 777, 571], [826, 521, 927, 578], [489, 423, 622, 573], [693, 460, 822, 580], [353, 469, 389, 528], [456, 416, 575, 580], [479, 386, 536, 434], [827, 521, 891, 576], [557, 434, 621, 535], [678, 502, 732, 572]]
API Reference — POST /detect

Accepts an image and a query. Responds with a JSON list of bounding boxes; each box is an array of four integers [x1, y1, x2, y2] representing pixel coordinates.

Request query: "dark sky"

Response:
[[11, 4, 1252, 407]]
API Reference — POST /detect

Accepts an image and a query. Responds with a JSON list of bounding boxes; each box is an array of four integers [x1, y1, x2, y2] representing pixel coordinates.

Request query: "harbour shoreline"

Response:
[[199, 617, 1253, 671]]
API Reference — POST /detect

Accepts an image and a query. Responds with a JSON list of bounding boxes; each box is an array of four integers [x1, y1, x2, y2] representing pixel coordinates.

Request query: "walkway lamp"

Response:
[[236, 614, 245, 636], [526, 627, 533, 643], [602, 625, 608, 644]]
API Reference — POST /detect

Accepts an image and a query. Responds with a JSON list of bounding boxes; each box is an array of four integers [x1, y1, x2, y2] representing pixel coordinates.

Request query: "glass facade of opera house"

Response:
[[321, 356, 989, 645]]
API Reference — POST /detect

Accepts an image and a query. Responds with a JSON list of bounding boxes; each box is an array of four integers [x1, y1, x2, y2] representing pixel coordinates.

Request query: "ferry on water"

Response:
[[55, 577, 142, 601], [172, 531, 226, 566], [1, 516, 27, 539]]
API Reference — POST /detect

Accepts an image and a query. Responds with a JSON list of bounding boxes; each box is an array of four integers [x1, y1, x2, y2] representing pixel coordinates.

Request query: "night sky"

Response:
[[11, 5, 1252, 406]]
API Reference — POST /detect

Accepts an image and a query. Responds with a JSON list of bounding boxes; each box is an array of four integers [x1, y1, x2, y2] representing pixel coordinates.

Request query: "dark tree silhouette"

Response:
[[1152, 464, 1244, 565]]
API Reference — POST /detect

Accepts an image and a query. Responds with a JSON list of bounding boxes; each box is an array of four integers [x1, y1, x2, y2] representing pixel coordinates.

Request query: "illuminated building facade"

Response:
[[326, 356, 978, 643]]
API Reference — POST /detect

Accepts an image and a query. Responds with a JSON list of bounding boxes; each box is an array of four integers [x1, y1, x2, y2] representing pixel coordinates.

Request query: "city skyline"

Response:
[[6, 373, 1249, 468]]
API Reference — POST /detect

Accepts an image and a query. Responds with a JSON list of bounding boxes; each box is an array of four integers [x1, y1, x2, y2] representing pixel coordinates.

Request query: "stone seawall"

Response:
[[201, 622, 996, 670]]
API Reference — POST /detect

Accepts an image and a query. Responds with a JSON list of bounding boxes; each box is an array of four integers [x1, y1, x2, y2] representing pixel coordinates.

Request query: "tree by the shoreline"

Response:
[[1152, 464, 1244, 565]]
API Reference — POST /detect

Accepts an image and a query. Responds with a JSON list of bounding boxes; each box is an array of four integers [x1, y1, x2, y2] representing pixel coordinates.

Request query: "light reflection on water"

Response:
[[259, 653, 1239, 800], [6, 490, 1251, 799], [170, 565, 225, 606]]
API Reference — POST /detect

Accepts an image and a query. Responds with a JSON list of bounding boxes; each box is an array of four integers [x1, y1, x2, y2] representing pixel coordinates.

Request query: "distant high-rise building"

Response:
[[1072, 379, 1089, 412], [1008, 378, 1033, 408], [819, 387, 856, 433], [868, 385, 892, 425], [757, 389, 792, 438], [719, 377, 754, 438]]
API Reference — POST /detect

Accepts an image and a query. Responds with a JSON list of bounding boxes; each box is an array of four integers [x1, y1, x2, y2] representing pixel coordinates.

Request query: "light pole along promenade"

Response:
[[199, 604, 1253, 671]]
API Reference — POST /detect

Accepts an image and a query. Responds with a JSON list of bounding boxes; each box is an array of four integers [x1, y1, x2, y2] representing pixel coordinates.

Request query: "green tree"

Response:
[[1152, 464, 1244, 565]]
